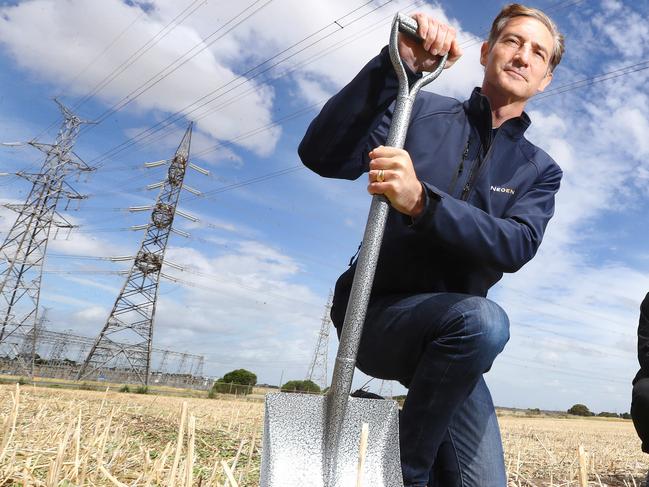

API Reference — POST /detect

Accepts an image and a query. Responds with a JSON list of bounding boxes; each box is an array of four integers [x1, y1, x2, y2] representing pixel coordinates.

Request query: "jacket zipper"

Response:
[[461, 131, 498, 201], [448, 137, 470, 196]]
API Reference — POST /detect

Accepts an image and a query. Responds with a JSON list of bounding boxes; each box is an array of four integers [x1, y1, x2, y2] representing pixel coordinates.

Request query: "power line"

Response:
[[513, 321, 631, 359], [85, 1, 425, 167], [56, 8, 147, 100], [496, 356, 629, 386], [536, 59, 649, 100], [72, 0, 208, 112], [81, 0, 277, 132], [86, 0, 417, 166]]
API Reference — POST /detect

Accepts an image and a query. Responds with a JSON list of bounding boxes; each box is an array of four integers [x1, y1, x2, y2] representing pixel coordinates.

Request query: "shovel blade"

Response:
[[260, 392, 403, 487]]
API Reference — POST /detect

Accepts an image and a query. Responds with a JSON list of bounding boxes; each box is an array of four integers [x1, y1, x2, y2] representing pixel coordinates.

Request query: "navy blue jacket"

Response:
[[298, 47, 562, 324], [635, 293, 649, 383]]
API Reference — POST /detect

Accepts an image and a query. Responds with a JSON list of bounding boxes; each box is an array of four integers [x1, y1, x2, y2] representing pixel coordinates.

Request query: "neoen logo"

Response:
[[490, 185, 516, 195]]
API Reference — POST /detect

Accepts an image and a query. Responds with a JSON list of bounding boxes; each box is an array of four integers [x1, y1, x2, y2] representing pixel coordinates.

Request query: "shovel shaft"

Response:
[[325, 12, 447, 484]]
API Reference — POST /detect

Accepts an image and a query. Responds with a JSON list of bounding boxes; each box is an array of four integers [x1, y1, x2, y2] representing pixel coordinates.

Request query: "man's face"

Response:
[[480, 16, 554, 102]]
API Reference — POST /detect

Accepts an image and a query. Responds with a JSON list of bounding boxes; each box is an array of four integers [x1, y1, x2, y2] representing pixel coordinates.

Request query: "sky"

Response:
[[0, 0, 648, 414]]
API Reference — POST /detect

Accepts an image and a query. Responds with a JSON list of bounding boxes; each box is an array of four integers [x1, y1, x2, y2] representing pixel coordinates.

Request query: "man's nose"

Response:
[[513, 45, 531, 66]]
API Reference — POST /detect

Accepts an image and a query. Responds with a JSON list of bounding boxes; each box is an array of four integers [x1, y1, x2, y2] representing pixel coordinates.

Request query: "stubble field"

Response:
[[0, 382, 646, 486]]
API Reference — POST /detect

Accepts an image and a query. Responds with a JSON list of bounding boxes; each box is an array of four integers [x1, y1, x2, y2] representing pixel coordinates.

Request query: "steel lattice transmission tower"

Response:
[[78, 123, 200, 385], [306, 290, 333, 389], [0, 101, 93, 350]]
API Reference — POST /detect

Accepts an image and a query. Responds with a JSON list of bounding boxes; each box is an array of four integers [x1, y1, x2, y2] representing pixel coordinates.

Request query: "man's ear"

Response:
[[480, 41, 489, 67], [537, 70, 553, 93]]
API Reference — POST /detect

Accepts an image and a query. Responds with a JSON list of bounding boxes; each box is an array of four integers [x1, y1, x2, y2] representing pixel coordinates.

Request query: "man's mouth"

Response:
[[504, 68, 527, 81]]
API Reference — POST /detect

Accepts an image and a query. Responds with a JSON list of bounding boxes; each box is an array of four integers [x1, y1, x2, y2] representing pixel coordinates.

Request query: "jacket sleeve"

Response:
[[639, 293, 649, 371], [409, 162, 562, 273], [298, 47, 418, 180]]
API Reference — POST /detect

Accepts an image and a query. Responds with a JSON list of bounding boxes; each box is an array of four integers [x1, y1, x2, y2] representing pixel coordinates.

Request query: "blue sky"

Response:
[[1, 0, 648, 413]]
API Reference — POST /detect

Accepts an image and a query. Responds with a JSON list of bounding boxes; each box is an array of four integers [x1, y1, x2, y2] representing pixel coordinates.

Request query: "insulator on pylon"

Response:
[[135, 250, 162, 274], [168, 154, 187, 186], [151, 203, 173, 228]]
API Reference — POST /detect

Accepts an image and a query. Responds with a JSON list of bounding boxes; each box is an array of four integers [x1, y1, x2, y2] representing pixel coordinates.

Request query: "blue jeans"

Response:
[[348, 292, 509, 487]]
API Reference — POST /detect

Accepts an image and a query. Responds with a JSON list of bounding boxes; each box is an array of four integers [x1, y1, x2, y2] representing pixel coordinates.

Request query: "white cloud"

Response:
[[0, 0, 280, 156], [147, 241, 326, 379]]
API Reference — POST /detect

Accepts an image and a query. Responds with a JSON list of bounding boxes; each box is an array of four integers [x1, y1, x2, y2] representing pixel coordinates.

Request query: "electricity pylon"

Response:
[[78, 122, 204, 385], [0, 100, 93, 351], [18, 307, 48, 377], [306, 290, 333, 390]]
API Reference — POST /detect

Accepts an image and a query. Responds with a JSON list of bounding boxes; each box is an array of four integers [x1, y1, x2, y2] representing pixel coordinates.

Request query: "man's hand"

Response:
[[368, 146, 425, 218], [399, 13, 463, 73]]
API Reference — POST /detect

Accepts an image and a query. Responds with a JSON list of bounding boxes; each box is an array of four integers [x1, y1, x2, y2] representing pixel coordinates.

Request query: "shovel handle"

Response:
[[325, 15, 448, 482], [330, 13, 447, 404], [397, 12, 420, 39]]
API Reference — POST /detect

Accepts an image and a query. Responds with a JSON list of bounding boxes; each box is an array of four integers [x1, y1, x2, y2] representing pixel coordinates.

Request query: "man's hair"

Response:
[[488, 3, 565, 72]]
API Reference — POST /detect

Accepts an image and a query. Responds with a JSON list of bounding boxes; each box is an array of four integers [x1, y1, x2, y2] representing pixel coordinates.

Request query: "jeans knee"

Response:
[[454, 297, 510, 359]]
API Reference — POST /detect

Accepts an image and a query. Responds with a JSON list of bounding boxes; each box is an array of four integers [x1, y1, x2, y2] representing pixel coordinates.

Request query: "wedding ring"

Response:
[[377, 169, 385, 183]]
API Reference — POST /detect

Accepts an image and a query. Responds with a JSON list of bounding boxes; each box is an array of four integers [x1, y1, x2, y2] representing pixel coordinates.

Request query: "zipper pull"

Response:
[[458, 138, 470, 175]]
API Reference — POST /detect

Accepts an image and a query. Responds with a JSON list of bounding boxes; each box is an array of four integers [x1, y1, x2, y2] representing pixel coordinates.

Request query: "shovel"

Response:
[[261, 13, 447, 487]]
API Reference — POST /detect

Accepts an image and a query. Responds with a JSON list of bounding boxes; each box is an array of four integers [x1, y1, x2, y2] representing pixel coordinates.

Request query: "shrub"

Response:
[[118, 385, 130, 393], [280, 380, 321, 394], [222, 369, 257, 386], [567, 404, 594, 416], [135, 386, 149, 394], [209, 369, 257, 397], [17, 377, 28, 385]]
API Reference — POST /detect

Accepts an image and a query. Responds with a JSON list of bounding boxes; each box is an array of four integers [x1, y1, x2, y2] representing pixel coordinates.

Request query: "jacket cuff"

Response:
[[404, 181, 443, 228]]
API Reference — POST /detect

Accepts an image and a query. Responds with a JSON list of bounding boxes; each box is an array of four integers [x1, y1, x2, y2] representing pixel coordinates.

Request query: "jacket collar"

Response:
[[464, 87, 531, 149]]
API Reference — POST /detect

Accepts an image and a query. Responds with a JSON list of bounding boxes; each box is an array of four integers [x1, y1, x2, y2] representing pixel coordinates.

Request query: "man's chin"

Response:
[[495, 78, 532, 100]]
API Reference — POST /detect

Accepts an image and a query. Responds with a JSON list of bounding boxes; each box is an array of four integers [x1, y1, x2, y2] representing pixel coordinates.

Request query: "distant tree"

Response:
[[281, 380, 321, 393], [209, 368, 257, 397], [568, 404, 594, 416], [620, 412, 632, 420], [597, 411, 619, 418], [223, 369, 257, 386], [527, 408, 541, 415]]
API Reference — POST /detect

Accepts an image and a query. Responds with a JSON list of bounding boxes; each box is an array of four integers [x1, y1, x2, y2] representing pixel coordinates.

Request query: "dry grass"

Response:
[[0, 383, 263, 486], [500, 413, 647, 486], [0, 382, 646, 486]]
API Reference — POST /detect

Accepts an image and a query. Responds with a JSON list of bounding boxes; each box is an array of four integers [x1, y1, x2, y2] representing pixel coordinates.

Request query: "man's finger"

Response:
[[369, 169, 387, 183], [440, 26, 455, 56], [367, 181, 395, 198], [431, 24, 448, 56], [369, 145, 407, 158], [413, 13, 428, 41], [423, 19, 438, 52], [449, 38, 463, 62]]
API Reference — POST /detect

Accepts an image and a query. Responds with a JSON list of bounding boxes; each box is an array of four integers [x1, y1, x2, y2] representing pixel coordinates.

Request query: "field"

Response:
[[0, 382, 646, 486]]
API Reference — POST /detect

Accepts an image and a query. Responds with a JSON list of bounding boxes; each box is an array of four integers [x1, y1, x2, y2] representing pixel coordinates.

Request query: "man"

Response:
[[299, 4, 564, 486], [632, 293, 649, 484]]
